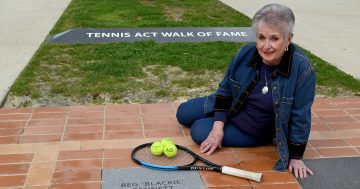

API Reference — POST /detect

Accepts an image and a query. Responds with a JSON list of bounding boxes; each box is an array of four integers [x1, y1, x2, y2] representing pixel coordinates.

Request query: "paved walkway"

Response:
[[0, 0, 71, 106], [220, 0, 360, 79], [1, 1, 360, 188], [0, 98, 360, 188]]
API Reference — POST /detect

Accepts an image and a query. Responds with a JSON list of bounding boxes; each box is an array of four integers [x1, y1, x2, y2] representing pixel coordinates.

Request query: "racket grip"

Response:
[[221, 166, 263, 182]]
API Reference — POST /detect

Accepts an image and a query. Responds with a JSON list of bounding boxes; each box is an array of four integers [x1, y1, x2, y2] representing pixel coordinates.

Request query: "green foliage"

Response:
[[50, 0, 251, 34], [11, 41, 242, 98], [302, 47, 360, 95]]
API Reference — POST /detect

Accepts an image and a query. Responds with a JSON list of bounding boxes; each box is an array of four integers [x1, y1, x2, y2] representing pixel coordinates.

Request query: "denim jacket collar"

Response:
[[247, 44, 294, 78]]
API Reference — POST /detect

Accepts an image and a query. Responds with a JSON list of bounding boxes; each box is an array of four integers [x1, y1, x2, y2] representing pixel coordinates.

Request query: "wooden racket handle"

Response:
[[221, 166, 263, 182]]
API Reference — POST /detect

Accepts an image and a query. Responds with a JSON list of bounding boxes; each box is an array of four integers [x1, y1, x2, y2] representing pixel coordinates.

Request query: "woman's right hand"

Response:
[[200, 121, 225, 155]]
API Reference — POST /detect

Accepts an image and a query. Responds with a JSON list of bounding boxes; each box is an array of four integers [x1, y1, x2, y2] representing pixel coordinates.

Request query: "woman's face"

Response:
[[256, 20, 292, 65]]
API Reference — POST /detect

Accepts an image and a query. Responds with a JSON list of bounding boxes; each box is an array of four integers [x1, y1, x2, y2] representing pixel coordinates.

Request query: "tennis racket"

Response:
[[131, 143, 263, 182]]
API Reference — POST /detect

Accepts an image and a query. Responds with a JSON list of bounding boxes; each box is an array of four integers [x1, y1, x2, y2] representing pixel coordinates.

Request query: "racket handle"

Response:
[[221, 166, 263, 182]]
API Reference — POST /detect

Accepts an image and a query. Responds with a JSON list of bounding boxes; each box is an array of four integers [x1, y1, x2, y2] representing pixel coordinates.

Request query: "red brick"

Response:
[[106, 104, 139, 113], [205, 186, 252, 189], [50, 182, 101, 189], [32, 113, 67, 120], [33, 106, 68, 113], [328, 123, 360, 130], [0, 136, 19, 144], [345, 138, 360, 146], [303, 149, 321, 159], [105, 117, 141, 124], [103, 159, 139, 169], [105, 123, 142, 132], [58, 150, 103, 160], [232, 145, 274, 152], [317, 147, 359, 157], [250, 172, 296, 185], [314, 109, 347, 116], [68, 111, 103, 119], [234, 151, 278, 161], [27, 119, 66, 127], [312, 100, 338, 109], [143, 122, 180, 130], [105, 131, 143, 140], [65, 125, 103, 133], [63, 133, 103, 141], [317, 130, 360, 139], [70, 106, 104, 111], [311, 123, 332, 131], [103, 148, 132, 158], [103, 148, 138, 168], [330, 97, 360, 103], [0, 128, 23, 136], [241, 161, 277, 172], [335, 102, 360, 109], [142, 115, 177, 123], [320, 116, 357, 123], [346, 109, 360, 115], [0, 114, 30, 121], [52, 170, 101, 184], [55, 159, 102, 172], [0, 108, 32, 114], [354, 116, 360, 121], [200, 165, 250, 187], [67, 118, 103, 126], [311, 116, 325, 124], [23, 127, 63, 135], [0, 121, 26, 129], [253, 183, 301, 189], [20, 134, 61, 143], [0, 164, 30, 175], [144, 128, 183, 138], [309, 139, 349, 148], [140, 103, 175, 115], [0, 154, 34, 164], [0, 175, 26, 187], [197, 153, 237, 165]]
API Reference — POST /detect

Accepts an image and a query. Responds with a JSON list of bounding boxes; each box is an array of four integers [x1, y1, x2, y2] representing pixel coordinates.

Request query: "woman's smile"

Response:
[[263, 51, 274, 56]]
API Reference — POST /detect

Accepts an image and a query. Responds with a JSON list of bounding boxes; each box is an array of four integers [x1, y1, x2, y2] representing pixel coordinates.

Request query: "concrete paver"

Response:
[[299, 157, 360, 189], [220, 0, 360, 79], [0, 98, 360, 188], [0, 0, 71, 106]]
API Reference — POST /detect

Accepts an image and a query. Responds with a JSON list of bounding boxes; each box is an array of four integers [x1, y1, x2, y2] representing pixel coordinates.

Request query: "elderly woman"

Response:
[[176, 4, 315, 179]]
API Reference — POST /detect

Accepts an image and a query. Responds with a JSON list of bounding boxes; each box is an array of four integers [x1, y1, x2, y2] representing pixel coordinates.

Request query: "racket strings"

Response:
[[134, 146, 195, 166]]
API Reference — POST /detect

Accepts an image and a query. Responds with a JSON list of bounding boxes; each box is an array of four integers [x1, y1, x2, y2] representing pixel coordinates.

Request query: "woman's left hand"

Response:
[[288, 159, 314, 179], [200, 121, 224, 155]]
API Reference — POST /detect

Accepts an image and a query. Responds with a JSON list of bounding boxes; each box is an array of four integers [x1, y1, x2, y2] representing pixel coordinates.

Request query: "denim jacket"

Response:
[[211, 42, 316, 171]]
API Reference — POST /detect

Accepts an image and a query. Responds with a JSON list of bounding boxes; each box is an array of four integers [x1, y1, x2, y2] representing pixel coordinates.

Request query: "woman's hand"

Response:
[[288, 159, 314, 179], [200, 121, 224, 155]]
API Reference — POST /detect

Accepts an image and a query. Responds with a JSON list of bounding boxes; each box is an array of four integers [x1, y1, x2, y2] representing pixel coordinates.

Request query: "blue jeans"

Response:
[[176, 95, 271, 147]]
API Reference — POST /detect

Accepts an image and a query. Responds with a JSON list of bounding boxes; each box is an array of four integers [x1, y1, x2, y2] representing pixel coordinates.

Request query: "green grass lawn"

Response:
[[8, 0, 360, 107]]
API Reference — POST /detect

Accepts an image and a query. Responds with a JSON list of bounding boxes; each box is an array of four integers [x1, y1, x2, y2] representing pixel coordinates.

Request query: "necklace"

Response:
[[262, 64, 270, 94]]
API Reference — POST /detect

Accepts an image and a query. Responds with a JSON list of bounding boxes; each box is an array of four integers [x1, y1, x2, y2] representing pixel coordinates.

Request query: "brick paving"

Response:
[[0, 97, 359, 188]]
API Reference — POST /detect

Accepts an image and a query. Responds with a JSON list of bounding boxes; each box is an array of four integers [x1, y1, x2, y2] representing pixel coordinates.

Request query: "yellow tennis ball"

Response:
[[150, 141, 164, 156], [164, 144, 177, 158], [161, 138, 174, 147]]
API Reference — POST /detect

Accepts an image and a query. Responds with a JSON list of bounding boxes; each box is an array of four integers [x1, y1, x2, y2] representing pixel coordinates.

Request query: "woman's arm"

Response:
[[288, 60, 316, 178], [288, 63, 315, 159]]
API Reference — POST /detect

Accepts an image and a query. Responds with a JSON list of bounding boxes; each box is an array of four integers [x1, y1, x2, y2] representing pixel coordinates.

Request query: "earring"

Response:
[[285, 46, 289, 51]]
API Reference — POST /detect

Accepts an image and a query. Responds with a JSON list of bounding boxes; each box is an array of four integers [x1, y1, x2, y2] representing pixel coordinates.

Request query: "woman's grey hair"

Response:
[[252, 4, 295, 37]]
